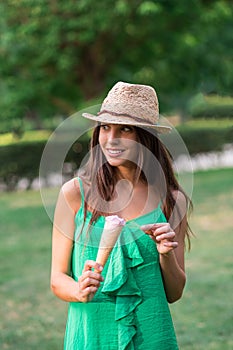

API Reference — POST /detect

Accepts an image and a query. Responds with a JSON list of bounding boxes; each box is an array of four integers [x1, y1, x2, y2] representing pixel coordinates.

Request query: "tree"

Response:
[[0, 0, 232, 133]]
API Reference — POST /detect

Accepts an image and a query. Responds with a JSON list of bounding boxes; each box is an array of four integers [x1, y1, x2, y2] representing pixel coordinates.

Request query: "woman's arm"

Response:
[[158, 215, 186, 303], [50, 179, 103, 303], [141, 190, 187, 303]]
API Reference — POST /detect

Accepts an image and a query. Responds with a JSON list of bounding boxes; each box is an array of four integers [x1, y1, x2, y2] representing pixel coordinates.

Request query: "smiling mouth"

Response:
[[106, 148, 125, 155]]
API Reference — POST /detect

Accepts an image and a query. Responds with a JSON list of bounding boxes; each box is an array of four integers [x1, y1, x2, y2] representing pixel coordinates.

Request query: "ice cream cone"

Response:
[[88, 215, 125, 302], [95, 215, 126, 268]]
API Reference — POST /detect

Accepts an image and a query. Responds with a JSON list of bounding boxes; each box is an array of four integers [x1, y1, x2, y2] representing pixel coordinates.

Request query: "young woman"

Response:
[[51, 82, 193, 349]]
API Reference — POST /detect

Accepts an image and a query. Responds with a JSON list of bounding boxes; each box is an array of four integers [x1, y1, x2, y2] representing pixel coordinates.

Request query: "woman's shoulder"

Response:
[[171, 189, 187, 207], [60, 178, 82, 214]]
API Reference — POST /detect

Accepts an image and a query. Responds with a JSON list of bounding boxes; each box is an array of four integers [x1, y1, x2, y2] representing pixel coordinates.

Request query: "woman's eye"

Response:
[[122, 126, 133, 132], [100, 124, 109, 130], [100, 124, 134, 133]]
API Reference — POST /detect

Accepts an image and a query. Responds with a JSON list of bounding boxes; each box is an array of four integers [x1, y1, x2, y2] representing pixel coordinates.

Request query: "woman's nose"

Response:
[[108, 128, 120, 143]]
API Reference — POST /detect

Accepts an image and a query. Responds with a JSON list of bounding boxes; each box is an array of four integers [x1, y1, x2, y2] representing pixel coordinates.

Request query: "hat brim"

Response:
[[82, 112, 172, 134]]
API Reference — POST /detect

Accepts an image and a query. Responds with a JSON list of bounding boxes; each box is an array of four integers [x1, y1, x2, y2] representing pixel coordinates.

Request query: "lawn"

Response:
[[0, 168, 232, 349], [171, 168, 233, 349]]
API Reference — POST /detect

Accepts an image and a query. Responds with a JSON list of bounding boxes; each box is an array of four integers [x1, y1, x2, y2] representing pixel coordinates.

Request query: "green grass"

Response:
[[0, 190, 67, 350], [0, 168, 233, 349], [171, 168, 233, 349]]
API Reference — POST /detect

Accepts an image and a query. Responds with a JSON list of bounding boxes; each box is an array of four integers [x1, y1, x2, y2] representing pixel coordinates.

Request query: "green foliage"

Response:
[[0, 130, 51, 146], [0, 130, 90, 190], [0, 141, 46, 190], [187, 94, 233, 119], [0, 0, 233, 133], [177, 125, 233, 154], [0, 130, 51, 190]]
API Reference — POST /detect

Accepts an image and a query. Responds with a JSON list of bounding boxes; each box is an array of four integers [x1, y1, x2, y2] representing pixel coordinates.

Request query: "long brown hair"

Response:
[[78, 125, 193, 248]]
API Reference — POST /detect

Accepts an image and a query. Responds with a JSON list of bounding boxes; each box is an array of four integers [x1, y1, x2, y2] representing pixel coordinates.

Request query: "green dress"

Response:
[[64, 178, 179, 350]]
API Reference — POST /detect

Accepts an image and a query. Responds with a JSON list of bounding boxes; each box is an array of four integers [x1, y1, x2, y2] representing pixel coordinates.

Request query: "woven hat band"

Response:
[[97, 110, 155, 126]]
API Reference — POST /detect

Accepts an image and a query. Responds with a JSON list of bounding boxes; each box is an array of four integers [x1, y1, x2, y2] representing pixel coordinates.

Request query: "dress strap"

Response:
[[76, 177, 85, 209]]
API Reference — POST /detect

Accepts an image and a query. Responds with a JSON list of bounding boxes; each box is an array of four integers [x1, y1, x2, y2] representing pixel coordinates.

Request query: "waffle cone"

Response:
[[95, 216, 125, 268]]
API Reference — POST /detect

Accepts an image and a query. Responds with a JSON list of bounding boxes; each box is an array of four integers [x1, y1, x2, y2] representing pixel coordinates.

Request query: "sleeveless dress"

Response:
[[64, 178, 179, 350]]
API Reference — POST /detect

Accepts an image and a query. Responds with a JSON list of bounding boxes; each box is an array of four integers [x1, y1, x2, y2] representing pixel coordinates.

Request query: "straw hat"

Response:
[[82, 81, 171, 133]]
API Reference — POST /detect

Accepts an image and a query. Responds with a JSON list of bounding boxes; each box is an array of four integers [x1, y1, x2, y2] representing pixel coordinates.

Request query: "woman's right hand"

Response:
[[77, 260, 104, 303]]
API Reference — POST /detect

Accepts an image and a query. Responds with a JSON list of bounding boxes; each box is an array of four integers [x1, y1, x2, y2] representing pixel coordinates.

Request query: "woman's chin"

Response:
[[106, 157, 125, 167]]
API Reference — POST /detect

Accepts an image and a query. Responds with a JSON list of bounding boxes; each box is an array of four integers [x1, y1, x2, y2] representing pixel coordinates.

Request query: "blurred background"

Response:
[[0, 1, 232, 349]]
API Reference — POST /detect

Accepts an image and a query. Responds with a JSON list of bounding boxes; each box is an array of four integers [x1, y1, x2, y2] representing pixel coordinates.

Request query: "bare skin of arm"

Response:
[[141, 190, 187, 303], [50, 179, 103, 303]]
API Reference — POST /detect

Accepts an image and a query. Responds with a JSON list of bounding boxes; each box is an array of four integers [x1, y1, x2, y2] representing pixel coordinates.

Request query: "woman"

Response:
[[51, 82, 193, 349]]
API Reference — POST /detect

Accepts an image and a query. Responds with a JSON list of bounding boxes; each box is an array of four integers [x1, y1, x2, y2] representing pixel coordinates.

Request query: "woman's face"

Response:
[[98, 123, 138, 168]]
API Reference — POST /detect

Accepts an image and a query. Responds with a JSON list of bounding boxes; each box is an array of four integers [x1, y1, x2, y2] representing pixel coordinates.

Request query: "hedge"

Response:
[[187, 94, 233, 119], [0, 136, 89, 191], [177, 126, 233, 154], [0, 126, 232, 190]]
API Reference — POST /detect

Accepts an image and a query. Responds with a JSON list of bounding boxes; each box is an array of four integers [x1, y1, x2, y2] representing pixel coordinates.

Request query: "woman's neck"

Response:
[[116, 164, 138, 183]]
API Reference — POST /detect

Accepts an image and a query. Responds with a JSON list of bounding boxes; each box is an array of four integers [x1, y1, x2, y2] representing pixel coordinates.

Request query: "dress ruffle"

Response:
[[101, 225, 144, 350]]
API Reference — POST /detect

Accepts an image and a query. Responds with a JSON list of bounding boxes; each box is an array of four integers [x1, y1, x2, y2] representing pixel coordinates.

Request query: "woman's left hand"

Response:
[[140, 223, 178, 255]]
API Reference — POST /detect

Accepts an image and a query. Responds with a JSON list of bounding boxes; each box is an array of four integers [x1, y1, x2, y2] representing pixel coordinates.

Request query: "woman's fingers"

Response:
[[79, 286, 99, 302], [79, 271, 104, 288], [140, 223, 157, 233], [141, 223, 174, 237], [82, 260, 103, 273], [153, 223, 171, 234], [141, 222, 171, 234], [155, 231, 175, 241], [141, 223, 178, 253], [78, 274, 102, 302], [83, 286, 98, 295], [78, 260, 104, 299], [77, 260, 105, 302], [81, 277, 101, 289], [163, 241, 178, 248], [80, 269, 104, 281]]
